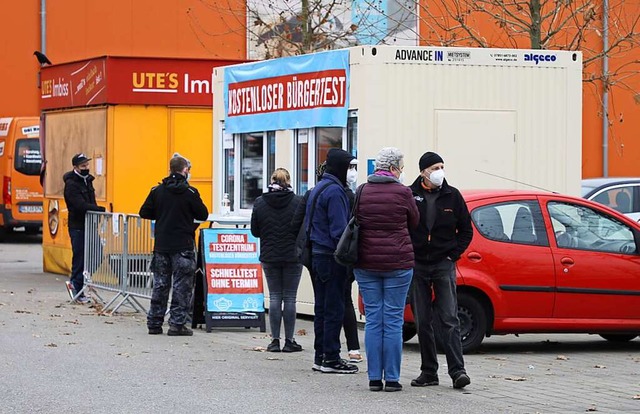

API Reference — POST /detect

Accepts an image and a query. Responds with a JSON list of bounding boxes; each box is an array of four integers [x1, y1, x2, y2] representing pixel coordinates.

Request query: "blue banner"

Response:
[[224, 49, 350, 134]]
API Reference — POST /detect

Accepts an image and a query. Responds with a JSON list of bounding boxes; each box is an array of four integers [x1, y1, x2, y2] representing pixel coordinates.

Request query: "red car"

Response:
[[359, 190, 640, 353]]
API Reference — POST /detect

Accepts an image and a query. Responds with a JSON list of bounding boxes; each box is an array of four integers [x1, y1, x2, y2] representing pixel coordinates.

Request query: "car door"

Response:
[[463, 198, 556, 319], [543, 196, 640, 320]]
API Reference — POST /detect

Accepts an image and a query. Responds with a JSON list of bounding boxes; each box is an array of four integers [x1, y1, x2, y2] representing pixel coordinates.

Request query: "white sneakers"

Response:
[[348, 350, 364, 363]]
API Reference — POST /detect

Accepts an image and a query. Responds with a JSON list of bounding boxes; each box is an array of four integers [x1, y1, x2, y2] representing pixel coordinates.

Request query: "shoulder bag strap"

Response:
[[306, 181, 335, 235], [351, 184, 366, 224]]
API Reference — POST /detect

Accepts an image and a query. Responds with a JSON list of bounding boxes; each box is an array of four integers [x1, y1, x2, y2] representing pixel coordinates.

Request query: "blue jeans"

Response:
[[355, 268, 413, 382], [312, 252, 347, 362], [69, 228, 85, 294], [262, 262, 303, 340], [411, 259, 466, 379]]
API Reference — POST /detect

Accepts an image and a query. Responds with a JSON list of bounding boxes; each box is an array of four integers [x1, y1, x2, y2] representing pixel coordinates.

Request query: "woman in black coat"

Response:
[[251, 168, 304, 353]]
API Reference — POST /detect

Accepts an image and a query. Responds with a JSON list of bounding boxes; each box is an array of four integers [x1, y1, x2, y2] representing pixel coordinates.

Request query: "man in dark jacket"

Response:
[[409, 151, 473, 389], [140, 155, 209, 336], [63, 153, 105, 303], [305, 148, 358, 374]]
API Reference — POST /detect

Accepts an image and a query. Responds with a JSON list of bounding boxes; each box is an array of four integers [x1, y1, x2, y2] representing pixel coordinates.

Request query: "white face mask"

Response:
[[428, 169, 445, 187], [398, 172, 405, 184], [346, 168, 358, 184]]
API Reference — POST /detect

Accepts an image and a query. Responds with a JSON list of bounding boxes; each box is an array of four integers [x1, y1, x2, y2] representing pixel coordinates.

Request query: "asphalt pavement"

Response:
[[1, 234, 639, 413]]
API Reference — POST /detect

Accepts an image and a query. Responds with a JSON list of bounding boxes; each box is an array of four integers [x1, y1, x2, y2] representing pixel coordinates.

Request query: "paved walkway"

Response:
[[1, 238, 639, 413]]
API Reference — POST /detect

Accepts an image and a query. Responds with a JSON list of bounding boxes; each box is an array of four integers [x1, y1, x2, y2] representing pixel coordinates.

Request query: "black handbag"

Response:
[[334, 184, 365, 266], [298, 182, 334, 270]]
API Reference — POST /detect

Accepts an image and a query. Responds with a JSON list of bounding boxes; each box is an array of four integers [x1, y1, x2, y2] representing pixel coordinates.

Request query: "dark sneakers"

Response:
[[167, 325, 193, 336], [321, 359, 359, 374], [384, 381, 403, 392], [411, 373, 439, 387], [282, 339, 303, 353], [267, 339, 281, 352], [453, 373, 471, 389], [148, 327, 163, 335], [369, 380, 383, 392], [312, 357, 323, 372]]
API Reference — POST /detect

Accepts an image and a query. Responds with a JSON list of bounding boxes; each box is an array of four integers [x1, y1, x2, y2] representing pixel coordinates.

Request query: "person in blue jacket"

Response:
[[306, 148, 358, 374]]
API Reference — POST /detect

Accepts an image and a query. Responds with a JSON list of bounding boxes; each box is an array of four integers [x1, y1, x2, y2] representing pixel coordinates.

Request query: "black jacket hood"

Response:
[[263, 190, 295, 209], [325, 148, 354, 186], [161, 173, 189, 194]]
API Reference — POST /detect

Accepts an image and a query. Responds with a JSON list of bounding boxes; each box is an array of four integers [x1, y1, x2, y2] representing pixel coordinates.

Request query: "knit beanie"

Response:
[[419, 151, 444, 171]]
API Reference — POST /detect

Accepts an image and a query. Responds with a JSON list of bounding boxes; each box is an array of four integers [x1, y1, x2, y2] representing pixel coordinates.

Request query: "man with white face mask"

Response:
[[408, 151, 473, 390]]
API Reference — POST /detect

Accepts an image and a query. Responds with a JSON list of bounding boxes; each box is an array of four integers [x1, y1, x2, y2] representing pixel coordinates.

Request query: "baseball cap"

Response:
[[72, 153, 91, 166]]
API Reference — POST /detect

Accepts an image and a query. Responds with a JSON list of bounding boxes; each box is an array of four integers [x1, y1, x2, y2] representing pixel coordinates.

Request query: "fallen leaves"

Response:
[[14, 310, 32, 314], [632, 395, 640, 400], [252, 346, 267, 352], [504, 376, 527, 381], [296, 329, 307, 336], [593, 365, 606, 369], [45, 343, 57, 347], [556, 355, 569, 361]]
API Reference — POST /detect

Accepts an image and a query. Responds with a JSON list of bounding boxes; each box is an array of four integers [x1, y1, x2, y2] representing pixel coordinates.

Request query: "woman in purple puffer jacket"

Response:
[[354, 147, 419, 392]]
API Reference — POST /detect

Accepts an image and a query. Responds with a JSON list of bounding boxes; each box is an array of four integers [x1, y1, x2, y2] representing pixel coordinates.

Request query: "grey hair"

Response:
[[374, 147, 404, 171]]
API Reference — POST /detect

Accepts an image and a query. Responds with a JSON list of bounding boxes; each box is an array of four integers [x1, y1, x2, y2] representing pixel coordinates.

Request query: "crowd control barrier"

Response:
[[82, 211, 154, 314]]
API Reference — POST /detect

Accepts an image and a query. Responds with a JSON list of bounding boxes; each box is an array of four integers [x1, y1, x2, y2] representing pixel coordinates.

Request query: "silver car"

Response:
[[582, 177, 640, 221]]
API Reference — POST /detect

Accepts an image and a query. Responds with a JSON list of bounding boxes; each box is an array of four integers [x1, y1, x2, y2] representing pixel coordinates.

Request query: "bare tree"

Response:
[[191, 0, 417, 59], [417, 1, 640, 91]]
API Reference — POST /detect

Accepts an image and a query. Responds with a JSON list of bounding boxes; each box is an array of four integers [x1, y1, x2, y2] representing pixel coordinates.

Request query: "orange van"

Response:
[[0, 117, 43, 238]]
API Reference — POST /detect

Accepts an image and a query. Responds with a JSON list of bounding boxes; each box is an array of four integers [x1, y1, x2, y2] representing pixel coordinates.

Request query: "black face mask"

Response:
[[79, 169, 90, 177]]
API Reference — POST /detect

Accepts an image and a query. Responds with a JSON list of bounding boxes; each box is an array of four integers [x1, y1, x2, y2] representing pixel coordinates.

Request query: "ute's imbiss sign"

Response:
[[40, 56, 240, 109], [223, 49, 349, 133]]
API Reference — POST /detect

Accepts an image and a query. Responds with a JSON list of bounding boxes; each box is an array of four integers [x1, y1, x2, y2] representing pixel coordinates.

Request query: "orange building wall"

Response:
[[0, 2, 41, 116], [418, 1, 640, 178], [0, 0, 246, 117]]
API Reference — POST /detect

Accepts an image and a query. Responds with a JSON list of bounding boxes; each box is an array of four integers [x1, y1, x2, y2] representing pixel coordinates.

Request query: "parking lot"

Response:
[[1, 236, 639, 413]]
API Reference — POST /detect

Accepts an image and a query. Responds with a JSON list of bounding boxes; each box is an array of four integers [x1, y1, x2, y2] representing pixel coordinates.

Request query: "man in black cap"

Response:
[[63, 153, 106, 303], [140, 154, 209, 336], [305, 148, 358, 374], [408, 151, 473, 389]]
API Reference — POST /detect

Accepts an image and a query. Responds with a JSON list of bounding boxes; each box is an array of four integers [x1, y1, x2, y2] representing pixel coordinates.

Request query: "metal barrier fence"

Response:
[[82, 211, 154, 314]]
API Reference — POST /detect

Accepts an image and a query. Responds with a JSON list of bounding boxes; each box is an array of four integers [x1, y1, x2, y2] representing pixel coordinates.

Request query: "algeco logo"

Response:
[[524, 53, 557, 65]]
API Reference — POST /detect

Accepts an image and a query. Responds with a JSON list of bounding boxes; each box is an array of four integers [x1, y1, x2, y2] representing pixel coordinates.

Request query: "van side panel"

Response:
[[0, 117, 43, 232]]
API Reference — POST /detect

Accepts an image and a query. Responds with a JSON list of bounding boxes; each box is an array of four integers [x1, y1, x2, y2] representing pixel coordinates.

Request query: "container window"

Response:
[[296, 130, 309, 194], [240, 132, 265, 209], [266, 131, 276, 179], [223, 147, 235, 209], [315, 127, 343, 165], [14, 138, 42, 176]]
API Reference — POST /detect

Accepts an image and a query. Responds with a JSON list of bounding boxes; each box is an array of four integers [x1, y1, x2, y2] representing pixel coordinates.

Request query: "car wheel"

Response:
[[402, 322, 416, 342], [458, 292, 487, 354], [599, 334, 638, 342]]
